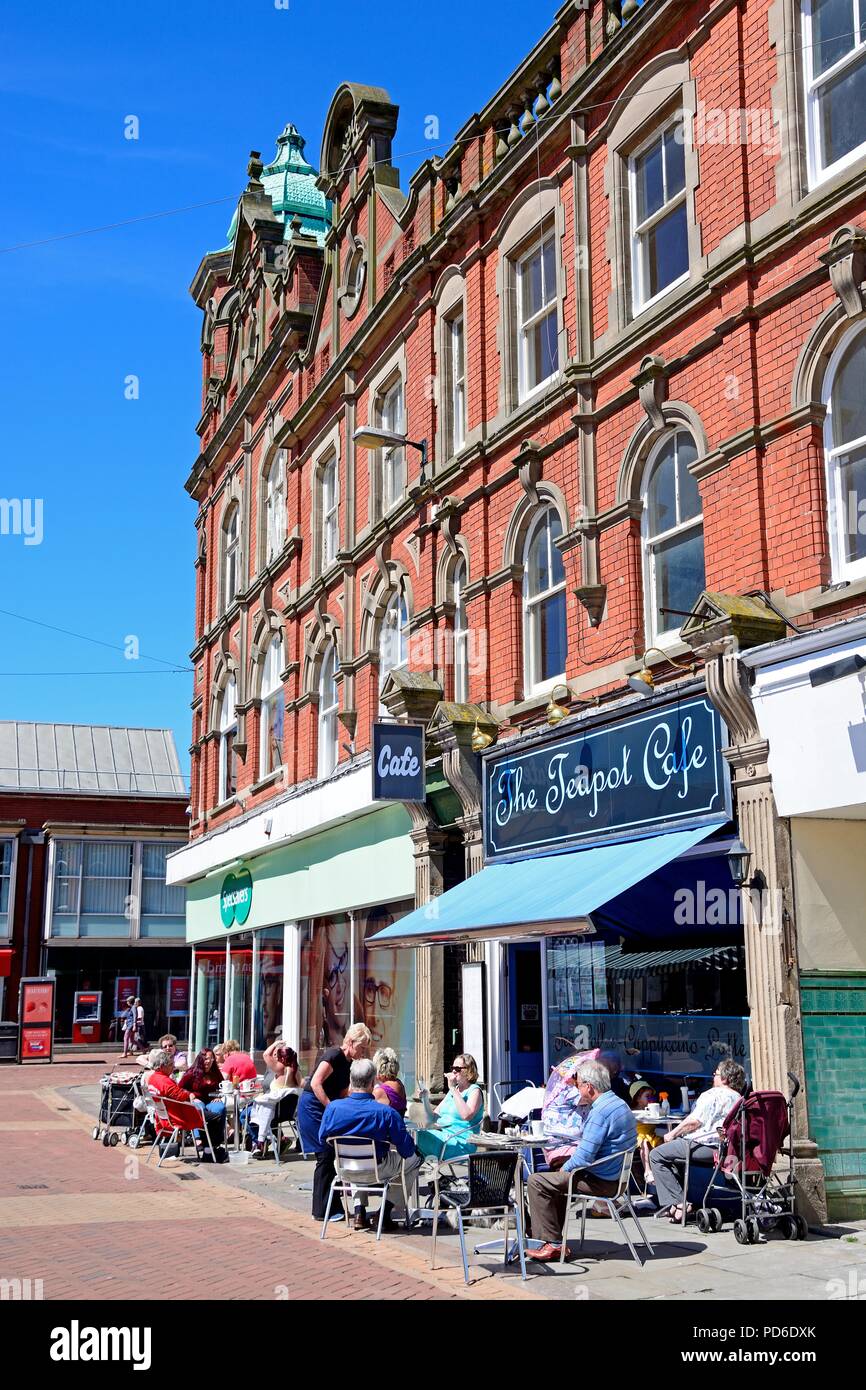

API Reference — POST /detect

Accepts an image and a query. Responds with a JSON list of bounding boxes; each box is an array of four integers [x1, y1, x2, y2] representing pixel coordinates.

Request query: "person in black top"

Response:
[[297, 1023, 372, 1220]]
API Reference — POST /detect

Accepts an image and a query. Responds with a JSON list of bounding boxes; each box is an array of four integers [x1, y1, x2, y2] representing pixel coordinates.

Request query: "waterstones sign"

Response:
[[483, 696, 729, 861]]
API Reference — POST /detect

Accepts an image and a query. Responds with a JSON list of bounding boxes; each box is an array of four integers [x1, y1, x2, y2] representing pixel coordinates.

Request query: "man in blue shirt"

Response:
[[526, 1059, 637, 1261], [319, 1058, 421, 1230]]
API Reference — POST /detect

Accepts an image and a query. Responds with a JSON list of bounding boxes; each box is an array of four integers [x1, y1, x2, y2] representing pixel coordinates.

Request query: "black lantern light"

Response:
[[727, 837, 752, 888]]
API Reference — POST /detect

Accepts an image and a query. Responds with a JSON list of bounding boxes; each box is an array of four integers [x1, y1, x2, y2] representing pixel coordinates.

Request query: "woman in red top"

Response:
[[180, 1048, 224, 1101], [219, 1040, 257, 1084]]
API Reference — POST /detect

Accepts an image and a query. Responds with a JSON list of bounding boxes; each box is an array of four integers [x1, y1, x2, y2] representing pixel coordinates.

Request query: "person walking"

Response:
[[121, 996, 137, 1058], [133, 998, 146, 1054]]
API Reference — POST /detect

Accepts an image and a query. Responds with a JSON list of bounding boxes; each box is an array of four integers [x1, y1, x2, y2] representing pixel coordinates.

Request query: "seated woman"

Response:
[[372, 1047, 407, 1116], [415, 1054, 484, 1161], [178, 1047, 227, 1146], [219, 1039, 257, 1084], [246, 1044, 304, 1157]]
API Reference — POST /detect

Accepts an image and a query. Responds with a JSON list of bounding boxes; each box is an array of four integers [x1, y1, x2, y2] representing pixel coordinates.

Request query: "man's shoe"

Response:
[[526, 1242, 568, 1262], [353, 1209, 370, 1231]]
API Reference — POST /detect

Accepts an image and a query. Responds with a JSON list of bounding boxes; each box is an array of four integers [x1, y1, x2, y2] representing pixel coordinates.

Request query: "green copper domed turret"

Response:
[[224, 123, 330, 250]]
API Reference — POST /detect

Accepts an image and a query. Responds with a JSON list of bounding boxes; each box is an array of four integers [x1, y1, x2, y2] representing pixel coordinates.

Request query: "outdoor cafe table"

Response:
[[222, 1085, 264, 1153]]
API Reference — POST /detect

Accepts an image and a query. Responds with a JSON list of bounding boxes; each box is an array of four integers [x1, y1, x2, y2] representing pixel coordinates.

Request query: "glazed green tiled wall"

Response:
[[801, 974, 866, 1221]]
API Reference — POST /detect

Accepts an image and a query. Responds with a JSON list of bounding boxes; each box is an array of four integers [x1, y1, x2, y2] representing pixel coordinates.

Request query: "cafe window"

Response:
[[545, 935, 749, 1089], [254, 925, 285, 1052], [298, 903, 415, 1088], [0, 839, 13, 936]]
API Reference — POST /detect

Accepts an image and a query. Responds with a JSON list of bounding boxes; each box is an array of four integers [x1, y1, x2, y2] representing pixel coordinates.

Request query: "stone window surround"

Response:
[[500, 483, 571, 701], [360, 342, 409, 530], [769, 0, 866, 212], [494, 180, 568, 419], [433, 266, 467, 469], [640, 429, 706, 649], [307, 420, 343, 580], [339, 232, 368, 320], [821, 318, 866, 585], [613, 402, 710, 651], [601, 52, 703, 346], [258, 443, 287, 574], [218, 481, 244, 617]]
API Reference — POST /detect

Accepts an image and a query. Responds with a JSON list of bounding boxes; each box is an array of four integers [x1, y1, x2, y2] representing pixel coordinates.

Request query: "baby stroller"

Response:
[[92, 1070, 142, 1147], [694, 1072, 807, 1243]]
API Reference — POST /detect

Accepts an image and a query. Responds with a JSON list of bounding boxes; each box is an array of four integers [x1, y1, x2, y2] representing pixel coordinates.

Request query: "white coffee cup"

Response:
[[647, 1102, 661, 1117], [530, 1119, 544, 1137]]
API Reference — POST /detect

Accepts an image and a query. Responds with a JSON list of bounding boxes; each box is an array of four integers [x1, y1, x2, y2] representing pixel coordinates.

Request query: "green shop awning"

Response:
[[366, 823, 716, 948]]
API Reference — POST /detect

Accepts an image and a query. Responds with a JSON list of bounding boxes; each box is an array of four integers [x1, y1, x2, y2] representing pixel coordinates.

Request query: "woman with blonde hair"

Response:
[[416, 1053, 484, 1160], [372, 1047, 407, 1115], [296, 1022, 372, 1221]]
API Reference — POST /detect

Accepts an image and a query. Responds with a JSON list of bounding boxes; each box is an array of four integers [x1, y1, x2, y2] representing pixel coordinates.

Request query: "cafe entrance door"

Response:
[[506, 943, 545, 1096]]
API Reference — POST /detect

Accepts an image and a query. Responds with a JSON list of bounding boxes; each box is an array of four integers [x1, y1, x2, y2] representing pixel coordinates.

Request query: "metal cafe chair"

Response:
[[559, 1148, 655, 1267], [431, 1151, 528, 1284], [320, 1137, 412, 1242]]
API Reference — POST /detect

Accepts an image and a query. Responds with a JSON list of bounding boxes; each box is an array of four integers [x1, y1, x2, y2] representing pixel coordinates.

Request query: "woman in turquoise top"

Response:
[[415, 1054, 484, 1160]]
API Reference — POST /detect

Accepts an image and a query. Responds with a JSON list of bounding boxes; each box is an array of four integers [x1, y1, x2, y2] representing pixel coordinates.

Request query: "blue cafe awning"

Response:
[[367, 823, 716, 948]]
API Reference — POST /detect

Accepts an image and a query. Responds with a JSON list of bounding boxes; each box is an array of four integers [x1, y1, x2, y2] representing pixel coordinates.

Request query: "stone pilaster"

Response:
[[706, 651, 827, 1222], [407, 807, 448, 1091]]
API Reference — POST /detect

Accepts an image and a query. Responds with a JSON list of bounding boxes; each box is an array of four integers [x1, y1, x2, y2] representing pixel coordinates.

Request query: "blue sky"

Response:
[[0, 0, 548, 777]]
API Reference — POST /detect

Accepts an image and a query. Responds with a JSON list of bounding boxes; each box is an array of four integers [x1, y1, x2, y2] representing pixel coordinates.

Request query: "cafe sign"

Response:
[[483, 695, 730, 862], [372, 721, 426, 802], [219, 867, 253, 927]]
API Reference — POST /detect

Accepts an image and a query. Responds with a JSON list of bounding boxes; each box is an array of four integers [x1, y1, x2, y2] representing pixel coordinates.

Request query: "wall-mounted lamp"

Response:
[[471, 719, 494, 753], [726, 837, 752, 888], [545, 683, 572, 726], [626, 646, 697, 696], [353, 425, 429, 492]]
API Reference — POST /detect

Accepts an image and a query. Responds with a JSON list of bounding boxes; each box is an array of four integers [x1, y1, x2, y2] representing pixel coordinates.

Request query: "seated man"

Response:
[[649, 1059, 746, 1220], [147, 1048, 225, 1156], [526, 1059, 637, 1262], [318, 1058, 422, 1231]]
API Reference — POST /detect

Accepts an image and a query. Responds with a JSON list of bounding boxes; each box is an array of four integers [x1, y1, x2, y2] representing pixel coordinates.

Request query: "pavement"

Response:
[[2, 1053, 865, 1302]]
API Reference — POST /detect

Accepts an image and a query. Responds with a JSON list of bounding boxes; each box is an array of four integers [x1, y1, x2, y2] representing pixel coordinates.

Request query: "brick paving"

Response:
[[0, 1059, 474, 1301]]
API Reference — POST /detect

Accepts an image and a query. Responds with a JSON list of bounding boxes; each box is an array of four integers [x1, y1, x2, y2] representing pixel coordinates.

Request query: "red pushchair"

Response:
[[695, 1072, 807, 1243]]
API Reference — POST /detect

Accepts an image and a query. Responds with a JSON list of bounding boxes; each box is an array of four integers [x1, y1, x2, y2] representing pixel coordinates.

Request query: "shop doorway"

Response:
[[507, 943, 545, 1091]]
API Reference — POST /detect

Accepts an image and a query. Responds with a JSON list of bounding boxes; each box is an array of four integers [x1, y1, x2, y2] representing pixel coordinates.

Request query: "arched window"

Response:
[[263, 453, 286, 566], [378, 378, 404, 514], [321, 454, 339, 569], [641, 430, 705, 643], [824, 324, 866, 581], [379, 585, 409, 712], [218, 678, 238, 803], [259, 638, 284, 778], [223, 506, 240, 609], [523, 506, 567, 692], [317, 642, 340, 780], [452, 559, 469, 702]]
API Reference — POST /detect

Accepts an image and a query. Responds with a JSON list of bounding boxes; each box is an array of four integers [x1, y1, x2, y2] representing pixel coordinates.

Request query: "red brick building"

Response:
[[0, 723, 189, 1042], [170, 0, 866, 1218]]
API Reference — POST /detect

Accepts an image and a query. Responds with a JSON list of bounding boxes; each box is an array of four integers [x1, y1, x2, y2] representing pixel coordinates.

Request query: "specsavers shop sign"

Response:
[[220, 868, 253, 927], [483, 695, 729, 861]]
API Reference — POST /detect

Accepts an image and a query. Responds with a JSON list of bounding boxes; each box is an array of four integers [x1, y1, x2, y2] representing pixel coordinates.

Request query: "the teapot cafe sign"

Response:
[[483, 696, 729, 861]]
